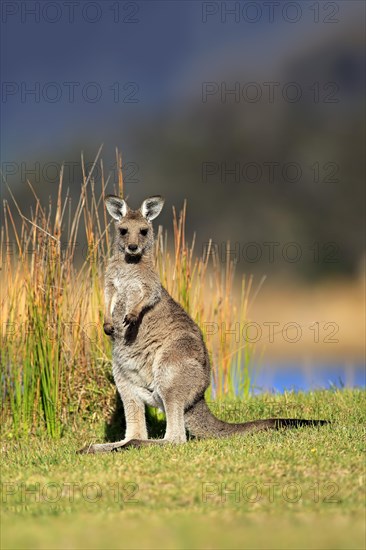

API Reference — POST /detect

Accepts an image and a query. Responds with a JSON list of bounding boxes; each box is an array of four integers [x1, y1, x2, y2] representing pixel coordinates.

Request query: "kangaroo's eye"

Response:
[[120, 228, 128, 236], [140, 228, 148, 236]]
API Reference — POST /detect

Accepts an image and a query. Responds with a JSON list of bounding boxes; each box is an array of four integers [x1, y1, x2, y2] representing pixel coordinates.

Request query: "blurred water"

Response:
[[252, 363, 365, 394]]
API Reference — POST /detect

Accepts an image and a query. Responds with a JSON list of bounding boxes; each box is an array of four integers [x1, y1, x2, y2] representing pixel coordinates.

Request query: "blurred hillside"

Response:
[[1, 1, 365, 282]]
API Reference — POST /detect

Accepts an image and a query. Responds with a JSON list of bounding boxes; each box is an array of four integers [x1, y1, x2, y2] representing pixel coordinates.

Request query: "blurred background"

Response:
[[1, 0, 365, 389]]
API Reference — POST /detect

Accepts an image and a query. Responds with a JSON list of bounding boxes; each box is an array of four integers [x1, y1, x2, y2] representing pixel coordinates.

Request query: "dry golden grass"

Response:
[[1, 149, 257, 438]]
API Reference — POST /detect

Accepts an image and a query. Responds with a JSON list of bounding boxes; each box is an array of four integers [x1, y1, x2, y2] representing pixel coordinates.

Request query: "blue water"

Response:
[[250, 363, 365, 394]]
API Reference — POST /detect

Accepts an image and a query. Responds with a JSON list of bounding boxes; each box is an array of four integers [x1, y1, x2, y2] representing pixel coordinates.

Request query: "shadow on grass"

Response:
[[104, 391, 166, 442]]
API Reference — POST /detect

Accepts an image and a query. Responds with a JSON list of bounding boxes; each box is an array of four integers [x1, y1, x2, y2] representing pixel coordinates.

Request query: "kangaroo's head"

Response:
[[105, 195, 164, 263]]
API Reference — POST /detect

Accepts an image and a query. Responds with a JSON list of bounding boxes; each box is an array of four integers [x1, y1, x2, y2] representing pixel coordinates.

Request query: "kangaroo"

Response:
[[79, 195, 327, 453]]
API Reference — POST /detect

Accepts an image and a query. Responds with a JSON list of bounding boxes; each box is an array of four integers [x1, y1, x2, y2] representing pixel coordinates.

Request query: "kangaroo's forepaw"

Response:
[[103, 322, 114, 336], [123, 312, 138, 326]]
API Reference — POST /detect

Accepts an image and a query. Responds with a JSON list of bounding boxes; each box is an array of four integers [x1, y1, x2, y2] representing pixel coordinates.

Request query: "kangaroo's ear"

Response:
[[105, 195, 128, 220], [140, 196, 165, 221]]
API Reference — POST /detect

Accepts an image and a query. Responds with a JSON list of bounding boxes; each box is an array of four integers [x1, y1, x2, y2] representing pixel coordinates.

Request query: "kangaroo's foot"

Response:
[[103, 322, 114, 336], [77, 438, 183, 454], [113, 439, 171, 451], [77, 440, 128, 454], [113, 434, 188, 450]]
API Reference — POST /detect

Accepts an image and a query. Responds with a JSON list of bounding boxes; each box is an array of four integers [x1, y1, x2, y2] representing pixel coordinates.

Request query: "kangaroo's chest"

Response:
[[110, 279, 138, 314]]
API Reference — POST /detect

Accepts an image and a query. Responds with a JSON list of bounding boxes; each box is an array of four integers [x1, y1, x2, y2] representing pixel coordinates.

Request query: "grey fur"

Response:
[[78, 196, 327, 454]]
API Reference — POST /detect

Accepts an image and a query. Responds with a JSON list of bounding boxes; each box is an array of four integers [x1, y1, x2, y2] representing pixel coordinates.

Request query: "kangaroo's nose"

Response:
[[128, 244, 138, 252]]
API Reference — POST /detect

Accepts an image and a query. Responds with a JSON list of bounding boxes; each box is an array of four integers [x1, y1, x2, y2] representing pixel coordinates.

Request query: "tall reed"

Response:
[[1, 149, 258, 438]]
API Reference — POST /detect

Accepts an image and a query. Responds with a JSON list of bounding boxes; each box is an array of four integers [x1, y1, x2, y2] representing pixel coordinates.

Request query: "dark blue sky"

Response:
[[3, 0, 361, 161]]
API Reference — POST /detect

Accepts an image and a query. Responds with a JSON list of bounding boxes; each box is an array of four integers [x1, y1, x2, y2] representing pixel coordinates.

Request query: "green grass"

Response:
[[1, 389, 365, 549]]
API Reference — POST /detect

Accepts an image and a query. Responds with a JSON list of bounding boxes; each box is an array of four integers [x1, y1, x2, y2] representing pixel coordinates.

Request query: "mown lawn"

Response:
[[1, 389, 365, 549]]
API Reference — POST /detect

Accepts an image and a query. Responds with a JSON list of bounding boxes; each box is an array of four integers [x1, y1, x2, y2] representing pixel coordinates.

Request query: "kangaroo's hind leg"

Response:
[[77, 377, 148, 454], [88, 400, 186, 452], [112, 356, 203, 451], [107, 392, 187, 451], [90, 362, 189, 452]]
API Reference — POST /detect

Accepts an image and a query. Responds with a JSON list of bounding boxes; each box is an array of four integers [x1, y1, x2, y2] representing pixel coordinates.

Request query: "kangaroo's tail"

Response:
[[184, 397, 328, 439]]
